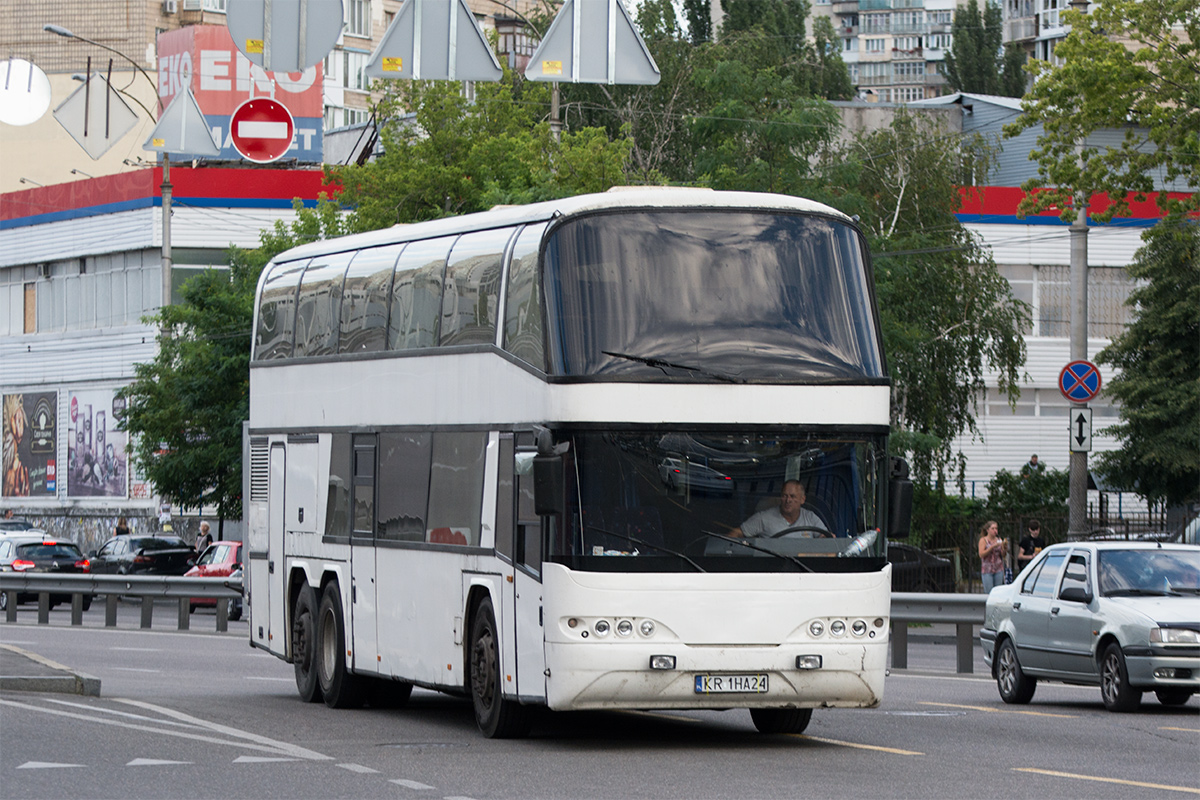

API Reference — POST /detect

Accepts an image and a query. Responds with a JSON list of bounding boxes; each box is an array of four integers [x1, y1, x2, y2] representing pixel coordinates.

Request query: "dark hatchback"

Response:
[[90, 535, 196, 575], [888, 542, 957, 592], [0, 533, 92, 610]]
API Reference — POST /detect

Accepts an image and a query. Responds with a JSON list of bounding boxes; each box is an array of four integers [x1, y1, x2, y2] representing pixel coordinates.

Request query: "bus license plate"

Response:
[[694, 674, 769, 694]]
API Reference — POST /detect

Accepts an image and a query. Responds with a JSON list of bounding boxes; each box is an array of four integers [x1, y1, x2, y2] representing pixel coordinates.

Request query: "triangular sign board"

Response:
[[366, 0, 503, 82], [143, 88, 221, 157], [524, 0, 660, 85], [52, 72, 140, 160]]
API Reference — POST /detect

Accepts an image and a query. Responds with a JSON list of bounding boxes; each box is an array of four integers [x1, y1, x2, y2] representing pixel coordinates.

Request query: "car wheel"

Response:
[[1100, 642, 1142, 712], [996, 638, 1036, 704], [469, 595, 530, 738], [1154, 689, 1193, 707], [81, 595, 92, 612], [292, 583, 322, 703], [228, 601, 242, 622], [316, 582, 364, 709], [0, 592, 7, 611], [750, 708, 813, 734]]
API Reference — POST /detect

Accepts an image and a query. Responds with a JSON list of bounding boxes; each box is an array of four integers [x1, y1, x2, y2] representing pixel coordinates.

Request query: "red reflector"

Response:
[[12, 559, 35, 571], [133, 555, 153, 563]]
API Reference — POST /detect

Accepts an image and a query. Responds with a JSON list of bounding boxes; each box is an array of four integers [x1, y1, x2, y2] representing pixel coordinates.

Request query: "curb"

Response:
[[0, 644, 101, 696]]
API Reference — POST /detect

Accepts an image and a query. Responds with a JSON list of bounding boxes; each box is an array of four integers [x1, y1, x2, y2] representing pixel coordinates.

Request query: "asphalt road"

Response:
[[1, 611, 1197, 800]]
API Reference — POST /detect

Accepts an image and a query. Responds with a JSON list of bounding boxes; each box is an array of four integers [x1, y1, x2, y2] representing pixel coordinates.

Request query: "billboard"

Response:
[[157, 25, 324, 163], [67, 390, 128, 498], [3, 392, 57, 497]]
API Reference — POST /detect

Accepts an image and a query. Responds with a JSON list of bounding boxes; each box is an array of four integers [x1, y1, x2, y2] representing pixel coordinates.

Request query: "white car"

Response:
[[980, 541, 1200, 711]]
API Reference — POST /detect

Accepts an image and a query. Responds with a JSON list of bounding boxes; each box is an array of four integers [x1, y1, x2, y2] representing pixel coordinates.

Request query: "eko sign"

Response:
[[156, 25, 323, 163]]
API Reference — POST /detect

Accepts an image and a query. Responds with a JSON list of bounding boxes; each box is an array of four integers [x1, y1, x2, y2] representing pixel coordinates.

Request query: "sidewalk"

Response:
[[0, 643, 101, 696]]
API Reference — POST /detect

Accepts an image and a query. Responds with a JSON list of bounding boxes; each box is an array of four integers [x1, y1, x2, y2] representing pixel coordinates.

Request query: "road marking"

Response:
[[338, 763, 379, 774], [1015, 767, 1200, 795], [390, 779, 435, 790], [244, 676, 294, 682], [0, 698, 326, 761], [234, 756, 299, 763], [920, 701, 1077, 718], [46, 698, 201, 729], [1161, 727, 1200, 733], [17, 761, 85, 769], [794, 734, 924, 756], [127, 758, 191, 766], [110, 667, 161, 673]]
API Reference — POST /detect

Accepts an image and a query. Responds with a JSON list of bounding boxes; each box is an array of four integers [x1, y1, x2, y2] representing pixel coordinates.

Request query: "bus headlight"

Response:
[[639, 619, 656, 637], [830, 620, 846, 637], [594, 619, 611, 637], [616, 619, 634, 637], [809, 620, 825, 637], [852, 620, 868, 636]]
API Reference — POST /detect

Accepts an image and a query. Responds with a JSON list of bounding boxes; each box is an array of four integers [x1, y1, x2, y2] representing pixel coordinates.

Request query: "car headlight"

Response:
[[1150, 627, 1200, 644]]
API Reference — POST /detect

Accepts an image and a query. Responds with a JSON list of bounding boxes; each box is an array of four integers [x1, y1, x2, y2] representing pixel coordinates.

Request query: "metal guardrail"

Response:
[[0, 573, 243, 631], [0, 577, 987, 674]]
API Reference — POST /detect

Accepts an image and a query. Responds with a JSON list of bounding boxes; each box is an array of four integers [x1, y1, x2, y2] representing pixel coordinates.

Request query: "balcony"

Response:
[[832, 1, 860, 14], [1005, 16, 1038, 41]]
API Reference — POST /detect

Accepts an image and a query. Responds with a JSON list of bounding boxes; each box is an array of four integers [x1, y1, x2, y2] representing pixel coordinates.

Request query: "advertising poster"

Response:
[[157, 25, 324, 163], [67, 390, 128, 498], [3, 391, 57, 497]]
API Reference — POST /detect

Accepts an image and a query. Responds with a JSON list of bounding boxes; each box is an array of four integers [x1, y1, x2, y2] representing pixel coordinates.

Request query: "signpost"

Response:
[[229, 98, 294, 163]]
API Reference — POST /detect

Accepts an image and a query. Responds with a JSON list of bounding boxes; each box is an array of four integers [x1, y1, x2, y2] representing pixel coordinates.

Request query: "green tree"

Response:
[[984, 468, 1069, 518], [1008, 0, 1199, 222], [943, 0, 1025, 97], [682, 0, 712, 43], [1095, 216, 1200, 507], [118, 198, 346, 538]]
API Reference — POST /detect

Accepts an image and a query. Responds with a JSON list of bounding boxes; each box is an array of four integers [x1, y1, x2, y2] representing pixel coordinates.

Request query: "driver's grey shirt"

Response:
[[740, 506, 826, 537]]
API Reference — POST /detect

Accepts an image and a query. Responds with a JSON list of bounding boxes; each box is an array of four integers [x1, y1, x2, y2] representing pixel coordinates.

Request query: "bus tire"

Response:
[[750, 707, 812, 734], [293, 583, 323, 703], [469, 595, 530, 738], [317, 581, 364, 709]]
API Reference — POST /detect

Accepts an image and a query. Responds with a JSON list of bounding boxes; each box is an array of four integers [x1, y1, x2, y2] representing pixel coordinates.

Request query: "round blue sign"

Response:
[[1059, 360, 1102, 403]]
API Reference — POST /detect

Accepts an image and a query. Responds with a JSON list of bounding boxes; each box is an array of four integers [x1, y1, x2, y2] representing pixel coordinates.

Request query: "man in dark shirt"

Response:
[[1018, 519, 1043, 569]]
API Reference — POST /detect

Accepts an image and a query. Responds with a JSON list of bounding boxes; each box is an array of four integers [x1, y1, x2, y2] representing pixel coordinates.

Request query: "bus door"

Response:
[[266, 442, 285, 652], [513, 450, 546, 701], [349, 435, 379, 672], [283, 436, 319, 654]]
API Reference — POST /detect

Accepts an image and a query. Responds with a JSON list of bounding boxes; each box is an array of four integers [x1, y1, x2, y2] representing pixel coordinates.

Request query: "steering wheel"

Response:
[[769, 526, 833, 539]]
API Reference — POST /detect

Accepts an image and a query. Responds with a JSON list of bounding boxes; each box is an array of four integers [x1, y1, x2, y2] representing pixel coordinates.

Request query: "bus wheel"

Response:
[[292, 583, 323, 703], [469, 596, 530, 738], [317, 582, 364, 709], [750, 708, 813, 734]]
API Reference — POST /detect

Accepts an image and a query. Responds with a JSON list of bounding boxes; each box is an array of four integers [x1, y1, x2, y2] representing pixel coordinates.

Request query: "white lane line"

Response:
[[45, 698, 202, 728], [795, 733, 924, 756], [338, 763, 379, 774], [1014, 767, 1200, 795], [114, 699, 332, 761], [127, 758, 191, 766], [17, 762, 86, 769], [110, 667, 161, 673], [234, 756, 300, 763], [390, 779, 435, 790], [244, 676, 295, 682], [0, 698, 314, 760]]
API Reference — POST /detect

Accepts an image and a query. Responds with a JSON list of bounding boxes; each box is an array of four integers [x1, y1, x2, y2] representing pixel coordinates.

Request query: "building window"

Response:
[[203, 0, 226, 11], [344, 50, 369, 91], [24, 283, 36, 333], [866, 38, 885, 53], [346, 0, 371, 37], [894, 36, 922, 52]]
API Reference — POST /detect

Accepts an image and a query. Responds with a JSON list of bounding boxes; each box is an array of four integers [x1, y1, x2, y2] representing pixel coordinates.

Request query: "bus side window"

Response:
[[294, 253, 351, 358], [504, 223, 548, 369], [515, 447, 541, 575], [326, 433, 351, 538], [388, 237, 455, 351], [255, 260, 307, 360], [441, 228, 515, 347], [352, 435, 376, 538], [426, 431, 487, 547], [377, 432, 432, 542], [495, 436, 515, 561], [340, 244, 404, 355]]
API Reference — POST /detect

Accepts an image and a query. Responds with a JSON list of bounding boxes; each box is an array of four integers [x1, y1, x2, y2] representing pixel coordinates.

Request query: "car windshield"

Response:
[[1098, 549, 1200, 596], [544, 429, 886, 573], [16, 542, 83, 559]]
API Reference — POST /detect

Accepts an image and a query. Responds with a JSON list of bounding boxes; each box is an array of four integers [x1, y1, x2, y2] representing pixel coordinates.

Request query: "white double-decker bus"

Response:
[[245, 187, 911, 737]]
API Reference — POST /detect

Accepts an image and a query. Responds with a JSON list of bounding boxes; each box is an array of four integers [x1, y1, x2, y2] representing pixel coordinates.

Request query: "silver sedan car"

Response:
[[980, 541, 1200, 711]]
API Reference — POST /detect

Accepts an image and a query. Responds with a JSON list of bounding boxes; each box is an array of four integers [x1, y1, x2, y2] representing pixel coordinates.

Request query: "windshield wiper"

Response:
[[1104, 588, 1181, 597], [602, 350, 742, 384], [695, 529, 814, 573], [586, 524, 706, 573]]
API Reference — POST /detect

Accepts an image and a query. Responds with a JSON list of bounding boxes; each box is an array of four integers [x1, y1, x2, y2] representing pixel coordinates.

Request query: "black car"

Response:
[[0, 533, 92, 610], [888, 542, 957, 592], [90, 534, 196, 575]]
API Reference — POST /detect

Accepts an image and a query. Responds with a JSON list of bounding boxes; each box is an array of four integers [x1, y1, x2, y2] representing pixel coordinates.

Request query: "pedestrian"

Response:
[[1017, 519, 1043, 569], [978, 520, 1008, 592], [114, 516, 130, 536], [196, 521, 213, 553], [1020, 454, 1043, 477]]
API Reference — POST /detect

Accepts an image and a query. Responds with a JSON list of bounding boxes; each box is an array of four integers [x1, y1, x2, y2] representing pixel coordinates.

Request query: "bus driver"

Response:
[[729, 480, 829, 538]]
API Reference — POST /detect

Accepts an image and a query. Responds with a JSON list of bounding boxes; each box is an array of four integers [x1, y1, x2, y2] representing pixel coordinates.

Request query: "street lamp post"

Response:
[[46, 24, 172, 312]]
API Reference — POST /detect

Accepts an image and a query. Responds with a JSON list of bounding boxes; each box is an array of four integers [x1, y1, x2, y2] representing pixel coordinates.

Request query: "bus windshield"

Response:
[[544, 430, 886, 573], [543, 210, 883, 382]]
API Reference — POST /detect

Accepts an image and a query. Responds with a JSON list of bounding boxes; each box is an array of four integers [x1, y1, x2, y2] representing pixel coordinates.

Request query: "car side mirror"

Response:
[[1059, 586, 1092, 604]]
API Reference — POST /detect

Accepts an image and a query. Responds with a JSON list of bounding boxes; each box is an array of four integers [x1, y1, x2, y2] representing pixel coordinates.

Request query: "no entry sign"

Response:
[[230, 98, 295, 163], [1059, 359, 1102, 403]]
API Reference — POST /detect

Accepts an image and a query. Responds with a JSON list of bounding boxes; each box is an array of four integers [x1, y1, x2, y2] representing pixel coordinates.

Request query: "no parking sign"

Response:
[[1059, 360, 1102, 403]]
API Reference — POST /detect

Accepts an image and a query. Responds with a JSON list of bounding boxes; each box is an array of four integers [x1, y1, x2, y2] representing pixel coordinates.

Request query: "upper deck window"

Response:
[[340, 244, 404, 355], [255, 260, 308, 360], [543, 210, 883, 382], [504, 223, 548, 369], [388, 237, 455, 351], [440, 228, 514, 347], [295, 253, 353, 358]]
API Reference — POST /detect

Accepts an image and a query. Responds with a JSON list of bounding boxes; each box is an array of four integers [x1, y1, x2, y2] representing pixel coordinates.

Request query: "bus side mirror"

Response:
[[533, 455, 564, 517], [888, 457, 913, 539]]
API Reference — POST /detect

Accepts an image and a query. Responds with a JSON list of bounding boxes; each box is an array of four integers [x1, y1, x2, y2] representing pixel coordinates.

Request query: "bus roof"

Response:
[[271, 188, 854, 263]]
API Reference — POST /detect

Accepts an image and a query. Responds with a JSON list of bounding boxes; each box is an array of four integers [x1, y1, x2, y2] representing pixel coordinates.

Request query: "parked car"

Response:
[[658, 457, 734, 494], [0, 518, 36, 532], [980, 541, 1200, 711], [184, 540, 243, 620], [0, 533, 92, 610], [888, 542, 956, 592], [89, 534, 196, 575]]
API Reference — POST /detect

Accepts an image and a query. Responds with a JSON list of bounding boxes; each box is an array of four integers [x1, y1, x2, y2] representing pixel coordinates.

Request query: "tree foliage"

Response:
[[943, 0, 1027, 97], [1095, 217, 1200, 506], [1008, 0, 1200, 222], [984, 468, 1069, 518]]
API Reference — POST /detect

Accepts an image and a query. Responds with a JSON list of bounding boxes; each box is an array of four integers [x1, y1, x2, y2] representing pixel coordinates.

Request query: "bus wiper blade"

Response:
[[696, 529, 814, 573], [587, 524, 706, 573], [602, 350, 741, 384]]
